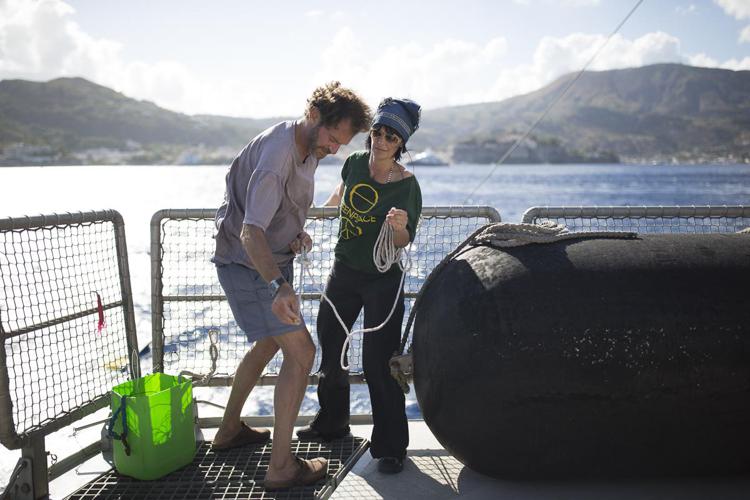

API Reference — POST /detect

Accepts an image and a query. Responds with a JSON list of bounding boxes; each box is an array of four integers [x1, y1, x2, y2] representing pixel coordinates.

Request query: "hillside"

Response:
[[415, 64, 750, 163], [0, 78, 277, 164], [1, 64, 749, 165]]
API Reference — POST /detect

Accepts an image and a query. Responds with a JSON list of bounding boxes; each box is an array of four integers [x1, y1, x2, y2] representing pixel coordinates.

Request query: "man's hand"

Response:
[[271, 284, 302, 325], [289, 231, 313, 254]]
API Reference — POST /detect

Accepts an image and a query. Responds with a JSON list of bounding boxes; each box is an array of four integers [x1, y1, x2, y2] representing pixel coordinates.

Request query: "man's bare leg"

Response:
[[264, 328, 325, 482], [214, 337, 279, 445]]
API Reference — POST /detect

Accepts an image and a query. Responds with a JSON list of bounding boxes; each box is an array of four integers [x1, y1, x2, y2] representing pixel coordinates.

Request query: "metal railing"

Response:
[[522, 205, 750, 233], [0, 203, 747, 497], [0, 210, 139, 497], [150, 206, 501, 386]]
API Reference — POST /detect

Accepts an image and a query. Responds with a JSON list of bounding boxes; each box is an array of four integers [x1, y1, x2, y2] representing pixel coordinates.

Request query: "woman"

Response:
[[297, 98, 423, 474]]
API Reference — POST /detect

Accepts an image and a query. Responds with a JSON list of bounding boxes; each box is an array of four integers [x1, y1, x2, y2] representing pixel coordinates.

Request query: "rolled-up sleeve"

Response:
[[243, 169, 285, 230]]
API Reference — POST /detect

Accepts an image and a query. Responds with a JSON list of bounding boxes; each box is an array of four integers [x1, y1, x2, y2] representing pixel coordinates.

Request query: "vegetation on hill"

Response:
[[1, 64, 748, 165], [414, 64, 750, 164]]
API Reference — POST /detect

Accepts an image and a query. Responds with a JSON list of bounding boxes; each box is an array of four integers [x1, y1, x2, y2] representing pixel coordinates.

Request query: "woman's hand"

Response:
[[289, 231, 313, 254], [386, 207, 408, 232]]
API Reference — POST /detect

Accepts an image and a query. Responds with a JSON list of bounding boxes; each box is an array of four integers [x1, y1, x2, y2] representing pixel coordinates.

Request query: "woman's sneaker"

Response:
[[295, 425, 351, 442]]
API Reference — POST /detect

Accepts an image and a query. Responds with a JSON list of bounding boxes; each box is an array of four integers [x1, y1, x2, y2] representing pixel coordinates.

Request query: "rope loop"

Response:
[[299, 223, 411, 371]]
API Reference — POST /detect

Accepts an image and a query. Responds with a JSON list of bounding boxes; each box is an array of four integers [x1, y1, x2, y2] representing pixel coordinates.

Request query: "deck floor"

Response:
[[54, 421, 750, 499], [64, 436, 368, 500], [336, 422, 750, 500]]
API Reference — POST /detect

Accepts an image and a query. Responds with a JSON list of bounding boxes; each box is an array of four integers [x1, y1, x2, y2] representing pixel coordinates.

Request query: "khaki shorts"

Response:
[[216, 261, 306, 342]]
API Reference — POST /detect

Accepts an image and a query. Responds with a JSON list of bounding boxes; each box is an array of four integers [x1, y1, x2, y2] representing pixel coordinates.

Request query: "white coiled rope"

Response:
[[298, 222, 411, 370], [373, 220, 405, 273]]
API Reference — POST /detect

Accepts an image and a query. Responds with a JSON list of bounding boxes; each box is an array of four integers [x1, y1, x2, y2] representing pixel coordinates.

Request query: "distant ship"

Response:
[[407, 150, 449, 166]]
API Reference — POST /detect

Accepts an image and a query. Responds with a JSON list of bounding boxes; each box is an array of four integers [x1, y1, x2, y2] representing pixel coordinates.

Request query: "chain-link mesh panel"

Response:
[[154, 207, 500, 381], [0, 212, 135, 446], [522, 206, 750, 234]]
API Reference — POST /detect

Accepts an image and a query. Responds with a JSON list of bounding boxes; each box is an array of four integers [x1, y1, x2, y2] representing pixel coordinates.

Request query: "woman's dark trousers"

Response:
[[312, 260, 408, 459]]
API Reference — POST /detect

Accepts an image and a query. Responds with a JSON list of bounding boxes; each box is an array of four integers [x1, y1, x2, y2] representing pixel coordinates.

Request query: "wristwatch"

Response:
[[268, 277, 287, 298]]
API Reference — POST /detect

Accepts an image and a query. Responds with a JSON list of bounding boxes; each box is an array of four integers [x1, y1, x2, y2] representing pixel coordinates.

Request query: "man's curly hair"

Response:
[[305, 82, 372, 133]]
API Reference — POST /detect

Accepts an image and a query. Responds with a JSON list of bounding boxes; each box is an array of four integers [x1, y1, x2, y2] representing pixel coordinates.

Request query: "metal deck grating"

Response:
[[65, 436, 369, 499]]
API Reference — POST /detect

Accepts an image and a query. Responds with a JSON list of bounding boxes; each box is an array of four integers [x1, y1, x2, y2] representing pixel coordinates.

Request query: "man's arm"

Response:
[[240, 224, 301, 325]]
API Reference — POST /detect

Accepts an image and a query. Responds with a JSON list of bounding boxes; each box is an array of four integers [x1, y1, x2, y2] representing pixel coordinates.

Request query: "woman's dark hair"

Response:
[[365, 124, 407, 161]]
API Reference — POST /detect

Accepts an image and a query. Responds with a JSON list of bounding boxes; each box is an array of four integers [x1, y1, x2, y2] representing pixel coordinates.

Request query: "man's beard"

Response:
[[307, 124, 331, 159]]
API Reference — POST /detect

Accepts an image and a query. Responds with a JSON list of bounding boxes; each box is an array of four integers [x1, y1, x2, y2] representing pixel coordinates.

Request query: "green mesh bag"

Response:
[[108, 373, 196, 480]]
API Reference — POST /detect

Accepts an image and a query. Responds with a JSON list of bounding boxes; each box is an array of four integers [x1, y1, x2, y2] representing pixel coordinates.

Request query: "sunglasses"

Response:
[[370, 128, 400, 144]]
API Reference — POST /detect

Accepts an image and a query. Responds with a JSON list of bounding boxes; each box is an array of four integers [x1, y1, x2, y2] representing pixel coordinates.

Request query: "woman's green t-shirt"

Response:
[[334, 151, 422, 274]]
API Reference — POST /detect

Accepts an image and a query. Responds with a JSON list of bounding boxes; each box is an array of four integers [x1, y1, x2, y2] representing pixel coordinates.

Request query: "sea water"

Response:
[[1, 163, 749, 487]]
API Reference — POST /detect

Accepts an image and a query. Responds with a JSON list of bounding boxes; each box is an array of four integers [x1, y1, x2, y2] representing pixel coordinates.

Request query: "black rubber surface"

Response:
[[414, 233, 750, 478]]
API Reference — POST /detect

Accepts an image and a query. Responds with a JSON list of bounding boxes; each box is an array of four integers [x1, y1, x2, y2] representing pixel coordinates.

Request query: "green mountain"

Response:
[[413, 63, 750, 163], [0, 77, 278, 164], [1, 64, 749, 165]]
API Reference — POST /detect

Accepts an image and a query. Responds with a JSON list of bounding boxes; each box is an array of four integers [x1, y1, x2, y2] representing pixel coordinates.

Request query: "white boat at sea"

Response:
[[407, 150, 449, 166]]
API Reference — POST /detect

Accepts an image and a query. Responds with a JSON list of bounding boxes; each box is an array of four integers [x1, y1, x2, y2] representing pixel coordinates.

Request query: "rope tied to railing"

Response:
[[179, 328, 219, 385], [393, 222, 638, 392]]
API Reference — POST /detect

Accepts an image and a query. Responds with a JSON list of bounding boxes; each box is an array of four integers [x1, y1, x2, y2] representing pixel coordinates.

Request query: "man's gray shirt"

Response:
[[213, 121, 317, 269]]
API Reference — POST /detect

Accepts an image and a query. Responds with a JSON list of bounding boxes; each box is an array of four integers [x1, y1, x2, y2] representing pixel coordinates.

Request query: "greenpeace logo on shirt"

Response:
[[340, 182, 380, 239]]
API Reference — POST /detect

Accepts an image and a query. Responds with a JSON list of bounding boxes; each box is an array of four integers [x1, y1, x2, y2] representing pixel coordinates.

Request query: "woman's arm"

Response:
[[323, 181, 344, 207]]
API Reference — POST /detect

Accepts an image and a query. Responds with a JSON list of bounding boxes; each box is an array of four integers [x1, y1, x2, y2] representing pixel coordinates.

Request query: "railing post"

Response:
[[0, 314, 22, 450], [150, 210, 166, 374], [21, 435, 47, 499], [113, 211, 141, 380]]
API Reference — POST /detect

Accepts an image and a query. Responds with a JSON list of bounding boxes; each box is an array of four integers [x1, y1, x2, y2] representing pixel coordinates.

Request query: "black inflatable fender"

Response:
[[413, 233, 750, 478]]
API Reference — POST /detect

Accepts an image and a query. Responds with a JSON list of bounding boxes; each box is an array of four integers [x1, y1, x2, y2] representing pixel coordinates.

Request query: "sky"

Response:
[[0, 0, 749, 118]]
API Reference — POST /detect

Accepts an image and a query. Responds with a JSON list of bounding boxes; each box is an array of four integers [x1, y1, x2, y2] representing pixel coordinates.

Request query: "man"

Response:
[[211, 82, 371, 490]]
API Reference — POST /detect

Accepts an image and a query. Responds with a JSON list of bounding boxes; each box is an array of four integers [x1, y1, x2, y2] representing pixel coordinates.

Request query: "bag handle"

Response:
[[106, 394, 131, 456]]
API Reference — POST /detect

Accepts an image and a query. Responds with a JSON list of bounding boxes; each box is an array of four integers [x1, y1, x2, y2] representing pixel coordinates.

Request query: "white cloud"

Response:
[[304, 9, 346, 21], [718, 56, 750, 69], [313, 27, 511, 109], [690, 51, 750, 70], [714, 0, 750, 19], [0, 0, 282, 116], [511, 0, 600, 5], [560, 0, 601, 6], [484, 32, 684, 101], [0, 0, 745, 118], [714, 0, 750, 45], [486, 32, 684, 103], [313, 29, 695, 111], [688, 52, 720, 67], [676, 4, 698, 15]]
